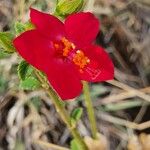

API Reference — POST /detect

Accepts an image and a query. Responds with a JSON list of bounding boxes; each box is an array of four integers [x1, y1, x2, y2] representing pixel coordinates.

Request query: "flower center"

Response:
[[61, 37, 75, 57], [53, 37, 90, 72], [73, 50, 90, 73]]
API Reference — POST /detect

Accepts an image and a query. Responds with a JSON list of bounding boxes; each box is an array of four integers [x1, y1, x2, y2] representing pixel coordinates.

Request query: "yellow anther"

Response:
[[73, 50, 90, 71], [71, 43, 76, 49], [87, 59, 90, 63], [53, 37, 90, 72], [76, 50, 81, 54], [61, 37, 76, 56]]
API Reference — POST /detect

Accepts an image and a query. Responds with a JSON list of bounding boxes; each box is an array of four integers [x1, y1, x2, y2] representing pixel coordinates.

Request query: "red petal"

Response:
[[65, 12, 99, 47], [46, 59, 82, 100], [79, 45, 114, 82], [30, 8, 65, 40], [13, 30, 54, 72]]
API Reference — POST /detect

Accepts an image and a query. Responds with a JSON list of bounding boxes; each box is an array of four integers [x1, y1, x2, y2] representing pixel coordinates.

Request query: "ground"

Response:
[[0, 0, 150, 150]]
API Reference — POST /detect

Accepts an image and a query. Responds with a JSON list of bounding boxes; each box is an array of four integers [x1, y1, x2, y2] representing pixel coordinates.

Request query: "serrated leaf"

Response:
[[19, 76, 40, 90], [71, 139, 83, 150], [0, 32, 15, 53], [71, 107, 83, 125], [18, 60, 33, 80], [15, 21, 35, 35]]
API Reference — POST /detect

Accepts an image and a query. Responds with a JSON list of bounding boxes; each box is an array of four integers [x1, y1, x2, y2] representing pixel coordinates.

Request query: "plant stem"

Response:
[[82, 81, 98, 139], [35, 70, 88, 150]]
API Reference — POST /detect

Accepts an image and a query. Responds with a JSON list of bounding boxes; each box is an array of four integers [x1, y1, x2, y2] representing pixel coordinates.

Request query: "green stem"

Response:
[[35, 70, 88, 150], [82, 81, 98, 139]]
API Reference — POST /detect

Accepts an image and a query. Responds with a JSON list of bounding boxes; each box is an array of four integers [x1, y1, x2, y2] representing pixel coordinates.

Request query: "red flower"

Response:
[[13, 8, 114, 100]]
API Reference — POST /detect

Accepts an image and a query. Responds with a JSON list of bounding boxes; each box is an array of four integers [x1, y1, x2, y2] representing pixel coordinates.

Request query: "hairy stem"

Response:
[[35, 70, 88, 150], [82, 81, 98, 139]]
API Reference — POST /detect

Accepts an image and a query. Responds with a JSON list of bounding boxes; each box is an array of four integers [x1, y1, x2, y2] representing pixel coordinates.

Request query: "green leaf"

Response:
[[55, 0, 84, 17], [15, 21, 35, 35], [0, 49, 10, 59], [56, 0, 59, 4], [15, 22, 26, 35], [19, 76, 40, 90], [25, 21, 35, 29], [71, 139, 83, 150], [18, 60, 41, 91], [0, 32, 16, 53], [71, 107, 83, 125], [17, 60, 33, 80]]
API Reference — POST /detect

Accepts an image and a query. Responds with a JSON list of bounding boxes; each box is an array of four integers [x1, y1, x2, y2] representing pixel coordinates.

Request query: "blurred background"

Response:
[[0, 0, 150, 149]]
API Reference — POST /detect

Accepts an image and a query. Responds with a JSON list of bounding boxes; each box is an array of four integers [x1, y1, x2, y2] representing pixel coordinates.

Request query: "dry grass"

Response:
[[0, 0, 150, 149]]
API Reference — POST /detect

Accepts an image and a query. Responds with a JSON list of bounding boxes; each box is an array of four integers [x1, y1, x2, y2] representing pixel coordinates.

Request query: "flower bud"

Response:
[[55, 0, 84, 17]]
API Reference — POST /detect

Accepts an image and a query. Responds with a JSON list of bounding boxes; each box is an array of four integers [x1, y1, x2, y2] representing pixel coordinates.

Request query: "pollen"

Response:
[[73, 50, 90, 72], [53, 37, 90, 72], [61, 37, 75, 56]]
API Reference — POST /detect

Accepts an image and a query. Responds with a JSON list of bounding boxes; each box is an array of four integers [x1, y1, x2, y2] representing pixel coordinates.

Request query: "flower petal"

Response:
[[46, 59, 82, 100], [13, 30, 54, 72], [65, 12, 99, 47], [30, 8, 65, 40], [79, 45, 114, 82]]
